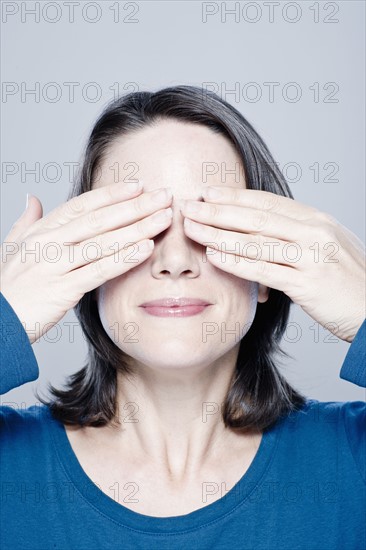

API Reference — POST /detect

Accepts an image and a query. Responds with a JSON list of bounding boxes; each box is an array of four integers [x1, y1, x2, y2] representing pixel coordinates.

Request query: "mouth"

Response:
[[140, 297, 212, 307], [139, 297, 213, 318]]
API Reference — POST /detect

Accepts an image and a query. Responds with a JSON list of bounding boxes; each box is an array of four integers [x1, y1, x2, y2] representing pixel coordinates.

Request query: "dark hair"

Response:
[[36, 85, 307, 432]]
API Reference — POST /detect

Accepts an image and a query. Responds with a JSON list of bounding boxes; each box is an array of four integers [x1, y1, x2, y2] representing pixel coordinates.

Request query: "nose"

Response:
[[150, 198, 202, 280]]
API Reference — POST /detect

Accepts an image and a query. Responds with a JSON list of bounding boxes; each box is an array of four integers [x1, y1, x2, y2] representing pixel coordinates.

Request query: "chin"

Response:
[[134, 348, 218, 372]]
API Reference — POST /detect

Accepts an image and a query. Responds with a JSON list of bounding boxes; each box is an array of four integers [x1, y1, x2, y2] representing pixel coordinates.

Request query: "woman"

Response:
[[1, 85, 365, 549]]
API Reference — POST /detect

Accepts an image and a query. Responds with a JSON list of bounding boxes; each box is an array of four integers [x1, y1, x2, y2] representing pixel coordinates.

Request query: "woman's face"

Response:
[[93, 119, 269, 372]]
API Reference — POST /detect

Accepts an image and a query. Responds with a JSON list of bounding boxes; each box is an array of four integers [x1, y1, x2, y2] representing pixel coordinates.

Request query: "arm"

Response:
[[339, 318, 366, 387], [0, 292, 39, 394], [339, 321, 366, 482]]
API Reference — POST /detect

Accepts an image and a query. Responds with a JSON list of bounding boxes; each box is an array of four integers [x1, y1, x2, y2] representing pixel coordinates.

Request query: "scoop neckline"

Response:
[[45, 405, 288, 534]]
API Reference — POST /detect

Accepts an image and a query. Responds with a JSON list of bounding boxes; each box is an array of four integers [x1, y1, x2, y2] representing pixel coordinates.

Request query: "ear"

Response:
[[257, 284, 270, 304]]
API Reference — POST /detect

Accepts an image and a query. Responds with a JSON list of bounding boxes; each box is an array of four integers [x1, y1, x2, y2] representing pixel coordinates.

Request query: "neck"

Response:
[[95, 344, 259, 482]]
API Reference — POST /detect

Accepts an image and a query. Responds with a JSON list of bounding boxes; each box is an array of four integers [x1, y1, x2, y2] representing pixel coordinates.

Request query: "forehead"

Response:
[[94, 119, 246, 198]]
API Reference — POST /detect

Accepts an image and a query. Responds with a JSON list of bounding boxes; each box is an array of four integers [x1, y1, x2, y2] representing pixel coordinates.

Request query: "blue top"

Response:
[[1, 292, 365, 550]]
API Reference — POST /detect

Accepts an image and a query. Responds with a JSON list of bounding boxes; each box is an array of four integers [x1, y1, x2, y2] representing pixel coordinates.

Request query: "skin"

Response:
[[2, 118, 364, 516], [67, 120, 268, 515], [67, 119, 365, 516]]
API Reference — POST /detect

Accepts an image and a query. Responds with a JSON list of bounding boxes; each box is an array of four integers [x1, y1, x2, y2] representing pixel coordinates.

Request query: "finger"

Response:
[[183, 218, 305, 268], [52, 187, 172, 245], [59, 207, 173, 272], [205, 246, 298, 294], [181, 201, 305, 241], [203, 230, 303, 267], [201, 187, 319, 221], [36, 180, 145, 232], [5, 195, 43, 243], [67, 239, 155, 294]]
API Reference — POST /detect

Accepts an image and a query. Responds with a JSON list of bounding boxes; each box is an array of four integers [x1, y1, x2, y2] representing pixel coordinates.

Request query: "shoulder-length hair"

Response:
[[36, 85, 307, 432]]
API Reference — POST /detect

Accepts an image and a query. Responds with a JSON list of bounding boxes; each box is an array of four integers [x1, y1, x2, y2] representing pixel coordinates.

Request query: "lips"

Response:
[[139, 297, 213, 318], [139, 297, 212, 307]]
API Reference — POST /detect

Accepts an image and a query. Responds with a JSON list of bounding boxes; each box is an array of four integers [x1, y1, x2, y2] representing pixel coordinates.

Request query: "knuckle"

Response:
[[257, 259, 270, 277], [91, 232, 104, 254], [136, 219, 147, 240], [20, 234, 40, 254], [105, 183, 118, 202], [315, 210, 336, 226], [311, 212, 337, 241], [253, 210, 269, 231], [244, 235, 262, 257], [210, 204, 220, 219], [91, 259, 105, 281], [318, 225, 333, 242], [325, 214, 338, 228], [133, 196, 144, 215], [26, 235, 39, 248], [262, 192, 279, 211], [253, 234, 264, 251], [305, 221, 321, 240], [210, 226, 221, 247], [86, 209, 103, 231], [231, 188, 242, 203], [65, 195, 85, 217]]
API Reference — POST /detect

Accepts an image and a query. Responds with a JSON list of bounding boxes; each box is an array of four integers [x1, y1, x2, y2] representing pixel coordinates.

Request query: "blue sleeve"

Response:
[[339, 318, 366, 387], [341, 400, 366, 484], [0, 292, 39, 394]]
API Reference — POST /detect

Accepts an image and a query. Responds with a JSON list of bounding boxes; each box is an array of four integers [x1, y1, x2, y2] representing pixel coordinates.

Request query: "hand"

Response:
[[0, 182, 173, 344], [180, 186, 366, 343]]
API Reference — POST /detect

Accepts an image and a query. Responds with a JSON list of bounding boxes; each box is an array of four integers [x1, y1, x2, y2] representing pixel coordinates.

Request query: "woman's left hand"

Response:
[[180, 186, 366, 343]]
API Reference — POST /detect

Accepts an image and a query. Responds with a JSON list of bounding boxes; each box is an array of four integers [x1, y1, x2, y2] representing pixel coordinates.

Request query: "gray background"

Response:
[[1, 1, 365, 407]]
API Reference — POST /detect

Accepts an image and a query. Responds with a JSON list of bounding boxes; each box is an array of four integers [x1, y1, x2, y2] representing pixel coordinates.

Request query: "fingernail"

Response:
[[152, 208, 173, 224], [26, 193, 31, 209], [202, 187, 222, 199], [184, 218, 196, 230], [183, 200, 201, 213], [138, 240, 154, 254], [152, 188, 172, 204], [126, 181, 143, 193]]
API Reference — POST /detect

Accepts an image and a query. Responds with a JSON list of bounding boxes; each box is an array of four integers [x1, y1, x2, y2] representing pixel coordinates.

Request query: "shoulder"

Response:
[[279, 398, 366, 482], [288, 398, 365, 421], [283, 398, 365, 433], [0, 404, 51, 443]]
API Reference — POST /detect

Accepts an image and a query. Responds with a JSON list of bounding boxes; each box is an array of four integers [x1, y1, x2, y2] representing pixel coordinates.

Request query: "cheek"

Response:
[[235, 279, 258, 304], [96, 281, 131, 342], [248, 281, 259, 304], [96, 285, 109, 333], [233, 281, 259, 324], [97, 284, 121, 339]]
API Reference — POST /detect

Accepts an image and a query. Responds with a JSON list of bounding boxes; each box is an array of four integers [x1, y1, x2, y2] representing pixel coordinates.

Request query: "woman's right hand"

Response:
[[0, 181, 173, 344]]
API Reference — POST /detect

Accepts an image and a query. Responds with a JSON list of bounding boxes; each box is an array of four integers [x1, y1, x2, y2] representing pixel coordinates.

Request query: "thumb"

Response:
[[7, 194, 44, 242]]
